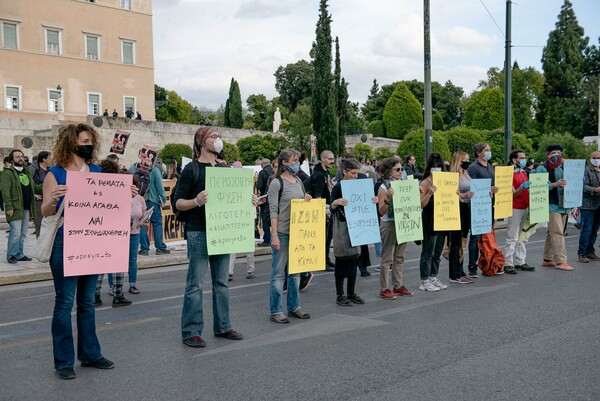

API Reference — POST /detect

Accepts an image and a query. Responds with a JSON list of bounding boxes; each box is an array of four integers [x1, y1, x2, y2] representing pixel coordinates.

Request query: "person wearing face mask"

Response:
[[576, 151, 600, 263], [466, 142, 499, 277], [0, 149, 39, 264], [267, 148, 312, 323], [503, 149, 535, 273], [173, 127, 249, 347], [535, 144, 573, 271]]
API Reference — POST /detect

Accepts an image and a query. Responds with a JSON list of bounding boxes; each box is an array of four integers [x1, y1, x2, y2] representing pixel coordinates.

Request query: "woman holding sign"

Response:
[[42, 124, 113, 379], [330, 158, 376, 306], [377, 157, 413, 300], [268, 149, 312, 323]]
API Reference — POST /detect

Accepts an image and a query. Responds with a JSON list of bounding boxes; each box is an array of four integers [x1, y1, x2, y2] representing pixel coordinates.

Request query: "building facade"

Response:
[[0, 0, 155, 122]]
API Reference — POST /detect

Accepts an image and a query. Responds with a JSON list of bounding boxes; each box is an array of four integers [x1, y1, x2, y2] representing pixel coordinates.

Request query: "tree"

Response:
[[367, 120, 385, 137], [352, 143, 373, 161], [396, 129, 451, 171], [229, 80, 243, 128], [382, 83, 423, 139], [244, 94, 269, 130], [432, 110, 444, 131], [236, 134, 287, 165], [443, 126, 484, 155], [311, 0, 338, 155], [224, 78, 234, 127], [157, 143, 193, 164], [532, 132, 595, 163], [334, 37, 349, 155], [287, 104, 313, 153], [402, 79, 465, 128], [483, 130, 533, 165], [274, 60, 314, 111], [368, 79, 380, 99], [464, 88, 505, 130], [361, 82, 397, 123], [538, 0, 589, 137], [154, 85, 195, 124]]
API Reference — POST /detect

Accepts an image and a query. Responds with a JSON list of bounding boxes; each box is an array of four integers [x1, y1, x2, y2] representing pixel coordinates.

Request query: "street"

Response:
[[0, 227, 599, 401]]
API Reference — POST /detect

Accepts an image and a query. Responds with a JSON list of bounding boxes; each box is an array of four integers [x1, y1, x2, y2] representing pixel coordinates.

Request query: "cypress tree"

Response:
[[224, 78, 234, 127], [334, 38, 348, 154], [229, 80, 243, 128], [311, 0, 338, 155]]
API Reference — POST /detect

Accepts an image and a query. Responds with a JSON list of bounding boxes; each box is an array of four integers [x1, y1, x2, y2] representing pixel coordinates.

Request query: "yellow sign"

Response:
[[288, 198, 326, 274], [432, 172, 461, 231], [494, 166, 514, 219]]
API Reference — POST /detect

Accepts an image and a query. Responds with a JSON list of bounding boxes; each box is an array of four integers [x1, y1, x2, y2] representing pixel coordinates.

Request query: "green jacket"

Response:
[[0, 167, 40, 222]]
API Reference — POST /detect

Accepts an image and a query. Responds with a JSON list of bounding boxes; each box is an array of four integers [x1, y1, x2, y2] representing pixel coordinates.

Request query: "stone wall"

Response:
[[344, 133, 400, 154]]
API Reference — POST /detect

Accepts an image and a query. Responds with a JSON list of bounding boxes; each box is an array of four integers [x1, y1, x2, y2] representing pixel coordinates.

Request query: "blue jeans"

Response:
[[260, 204, 271, 244], [269, 233, 301, 315], [468, 234, 480, 273], [374, 242, 382, 258], [50, 235, 102, 369], [107, 233, 140, 288], [139, 201, 166, 252], [181, 231, 231, 339], [578, 209, 600, 256], [7, 210, 29, 259]]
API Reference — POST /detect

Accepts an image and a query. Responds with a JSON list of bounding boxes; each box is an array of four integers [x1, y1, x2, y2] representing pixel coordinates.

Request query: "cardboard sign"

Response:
[[494, 166, 514, 219], [135, 145, 158, 173], [63, 172, 132, 276], [432, 172, 461, 231], [205, 167, 255, 255], [289, 198, 326, 274], [391, 179, 423, 243], [340, 179, 380, 246], [470, 178, 492, 235], [109, 130, 130, 155], [563, 159, 585, 209], [529, 173, 549, 224]]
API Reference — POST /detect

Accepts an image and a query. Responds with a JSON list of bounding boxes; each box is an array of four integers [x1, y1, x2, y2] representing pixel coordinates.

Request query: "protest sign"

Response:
[[529, 173, 549, 224], [391, 179, 423, 243], [432, 172, 461, 231], [204, 167, 255, 255], [109, 130, 130, 154], [494, 166, 514, 219], [134, 145, 158, 197], [289, 198, 326, 274], [470, 178, 492, 235], [340, 179, 380, 246], [63, 172, 132, 276], [563, 159, 585, 208], [160, 179, 184, 243]]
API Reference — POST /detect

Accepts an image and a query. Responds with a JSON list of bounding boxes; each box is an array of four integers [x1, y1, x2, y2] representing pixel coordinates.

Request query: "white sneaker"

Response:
[[430, 277, 448, 290], [419, 279, 440, 292]]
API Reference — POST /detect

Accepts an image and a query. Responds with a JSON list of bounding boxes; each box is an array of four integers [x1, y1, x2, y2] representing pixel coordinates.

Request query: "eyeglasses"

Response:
[[393, 167, 402, 172], [207, 134, 221, 140]]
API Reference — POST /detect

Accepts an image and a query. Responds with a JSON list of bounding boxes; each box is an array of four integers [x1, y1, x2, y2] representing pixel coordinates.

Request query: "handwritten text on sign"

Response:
[[63, 172, 132, 277], [289, 199, 326, 274], [470, 178, 492, 235], [205, 167, 255, 255], [391, 179, 423, 243], [340, 179, 380, 246], [432, 172, 461, 231], [563, 159, 585, 209], [494, 166, 514, 219], [529, 173, 549, 224]]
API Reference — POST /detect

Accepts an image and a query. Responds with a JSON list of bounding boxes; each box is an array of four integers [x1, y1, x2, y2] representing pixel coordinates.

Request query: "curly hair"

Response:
[[380, 156, 402, 179], [53, 123, 99, 167]]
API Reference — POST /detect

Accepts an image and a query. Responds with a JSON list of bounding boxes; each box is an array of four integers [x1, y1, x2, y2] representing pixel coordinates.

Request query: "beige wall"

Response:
[[0, 0, 154, 121]]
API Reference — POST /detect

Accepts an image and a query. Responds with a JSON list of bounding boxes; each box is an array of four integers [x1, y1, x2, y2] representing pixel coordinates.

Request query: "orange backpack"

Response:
[[477, 230, 505, 276]]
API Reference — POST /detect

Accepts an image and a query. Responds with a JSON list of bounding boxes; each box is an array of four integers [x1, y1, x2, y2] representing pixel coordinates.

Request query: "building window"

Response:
[[121, 0, 131, 10], [124, 96, 135, 117], [122, 40, 134, 65], [2, 22, 18, 49], [88, 93, 101, 115], [85, 35, 99, 60], [46, 29, 61, 55], [5, 86, 21, 110], [48, 89, 61, 113]]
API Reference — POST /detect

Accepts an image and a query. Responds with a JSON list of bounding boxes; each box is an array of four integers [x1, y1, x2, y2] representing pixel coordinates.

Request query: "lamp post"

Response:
[[56, 84, 63, 115]]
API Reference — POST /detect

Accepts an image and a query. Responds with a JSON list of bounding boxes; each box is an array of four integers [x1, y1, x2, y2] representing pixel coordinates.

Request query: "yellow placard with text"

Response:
[[494, 166, 514, 219], [288, 198, 326, 274], [432, 172, 461, 231]]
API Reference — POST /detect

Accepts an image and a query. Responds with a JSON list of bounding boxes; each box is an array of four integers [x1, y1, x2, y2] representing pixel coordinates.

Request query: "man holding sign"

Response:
[[577, 151, 600, 263], [173, 127, 247, 348]]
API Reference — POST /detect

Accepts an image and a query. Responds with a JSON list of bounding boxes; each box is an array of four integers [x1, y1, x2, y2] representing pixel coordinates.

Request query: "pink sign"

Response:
[[63, 171, 133, 277]]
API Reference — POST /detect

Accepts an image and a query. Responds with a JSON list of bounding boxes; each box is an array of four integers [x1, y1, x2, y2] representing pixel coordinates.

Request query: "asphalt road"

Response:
[[0, 227, 599, 401]]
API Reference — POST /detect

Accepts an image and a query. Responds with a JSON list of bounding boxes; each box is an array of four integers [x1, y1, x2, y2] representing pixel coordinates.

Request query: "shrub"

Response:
[[374, 147, 394, 161], [396, 129, 451, 170], [367, 120, 386, 137], [444, 126, 485, 156], [464, 88, 505, 130], [532, 132, 596, 164], [236, 134, 287, 165], [352, 143, 373, 161], [158, 143, 193, 164], [432, 110, 444, 131], [383, 83, 423, 139], [482, 130, 533, 165], [223, 142, 240, 164]]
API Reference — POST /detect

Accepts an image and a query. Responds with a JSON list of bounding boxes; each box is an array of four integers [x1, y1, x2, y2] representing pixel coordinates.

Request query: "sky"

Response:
[[152, 0, 600, 112]]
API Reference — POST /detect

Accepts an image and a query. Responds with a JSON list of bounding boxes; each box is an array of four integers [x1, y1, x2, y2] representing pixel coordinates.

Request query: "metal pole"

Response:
[[424, 0, 433, 161], [504, 0, 512, 163]]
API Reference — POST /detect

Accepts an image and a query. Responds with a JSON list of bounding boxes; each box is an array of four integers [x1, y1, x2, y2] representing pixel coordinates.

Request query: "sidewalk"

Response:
[[0, 224, 272, 286]]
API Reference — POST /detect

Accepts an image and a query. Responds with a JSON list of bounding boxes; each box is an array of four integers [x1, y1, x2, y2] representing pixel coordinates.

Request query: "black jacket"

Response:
[[256, 165, 274, 196], [308, 163, 331, 204]]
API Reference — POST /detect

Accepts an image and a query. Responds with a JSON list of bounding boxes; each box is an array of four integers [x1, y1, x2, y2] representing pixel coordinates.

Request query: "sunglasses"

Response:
[[393, 167, 402, 172]]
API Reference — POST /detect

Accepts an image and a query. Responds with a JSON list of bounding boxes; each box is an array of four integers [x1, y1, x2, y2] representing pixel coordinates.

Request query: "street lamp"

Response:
[[56, 84, 63, 113]]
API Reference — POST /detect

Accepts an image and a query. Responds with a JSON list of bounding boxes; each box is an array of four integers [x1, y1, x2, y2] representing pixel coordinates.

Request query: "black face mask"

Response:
[[461, 161, 471, 170], [75, 145, 94, 160]]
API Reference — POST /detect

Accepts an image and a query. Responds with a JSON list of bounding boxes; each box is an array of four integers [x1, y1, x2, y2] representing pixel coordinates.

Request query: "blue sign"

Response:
[[340, 179, 380, 246], [563, 159, 585, 209], [470, 178, 492, 236]]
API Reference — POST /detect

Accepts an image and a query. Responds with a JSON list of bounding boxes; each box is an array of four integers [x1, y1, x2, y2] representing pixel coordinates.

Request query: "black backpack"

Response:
[[171, 161, 200, 222]]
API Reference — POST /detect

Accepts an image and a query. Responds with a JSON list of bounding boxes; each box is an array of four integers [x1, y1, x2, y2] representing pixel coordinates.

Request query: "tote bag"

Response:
[[37, 201, 65, 263]]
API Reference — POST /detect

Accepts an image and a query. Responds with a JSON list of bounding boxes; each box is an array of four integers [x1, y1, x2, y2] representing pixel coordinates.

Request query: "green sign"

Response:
[[391, 179, 423, 244], [529, 173, 549, 224]]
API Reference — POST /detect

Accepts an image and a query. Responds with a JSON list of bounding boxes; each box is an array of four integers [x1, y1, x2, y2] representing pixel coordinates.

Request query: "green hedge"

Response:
[[383, 83, 423, 139], [158, 143, 193, 164], [396, 129, 451, 170], [367, 120, 386, 137]]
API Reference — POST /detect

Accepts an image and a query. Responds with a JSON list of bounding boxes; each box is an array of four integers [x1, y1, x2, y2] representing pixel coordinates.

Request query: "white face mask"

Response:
[[591, 159, 600, 167], [213, 138, 224, 153]]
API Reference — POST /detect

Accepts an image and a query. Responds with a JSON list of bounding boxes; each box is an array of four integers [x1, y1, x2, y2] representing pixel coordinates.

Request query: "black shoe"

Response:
[[128, 286, 140, 294], [515, 263, 536, 272], [258, 242, 270, 247], [228, 274, 233, 282], [81, 357, 114, 369], [94, 295, 102, 307], [347, 293, 365, 304], [7, 256, 17, 264], [214, 329, 243, 340], [326, 260, 335, 268], [112, 295, 132, 307], [56, 367, 76, 380], [360, 269, 371, 277], [182, 336, 206, 348], [299, 272, 313, 291], [336, 294, 352, 306], [156, 248, 171, 255], [504, 265, 518, 274], [17, 256, 32, 261], [138, 250, 149, 256], [246, 272, 255, 279]]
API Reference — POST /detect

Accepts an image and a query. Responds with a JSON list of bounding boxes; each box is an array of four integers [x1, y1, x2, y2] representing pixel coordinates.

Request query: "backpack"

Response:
[[477, 230, 505, 276], [267, 176, 304, 215], [171, 161, 200, 222]]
